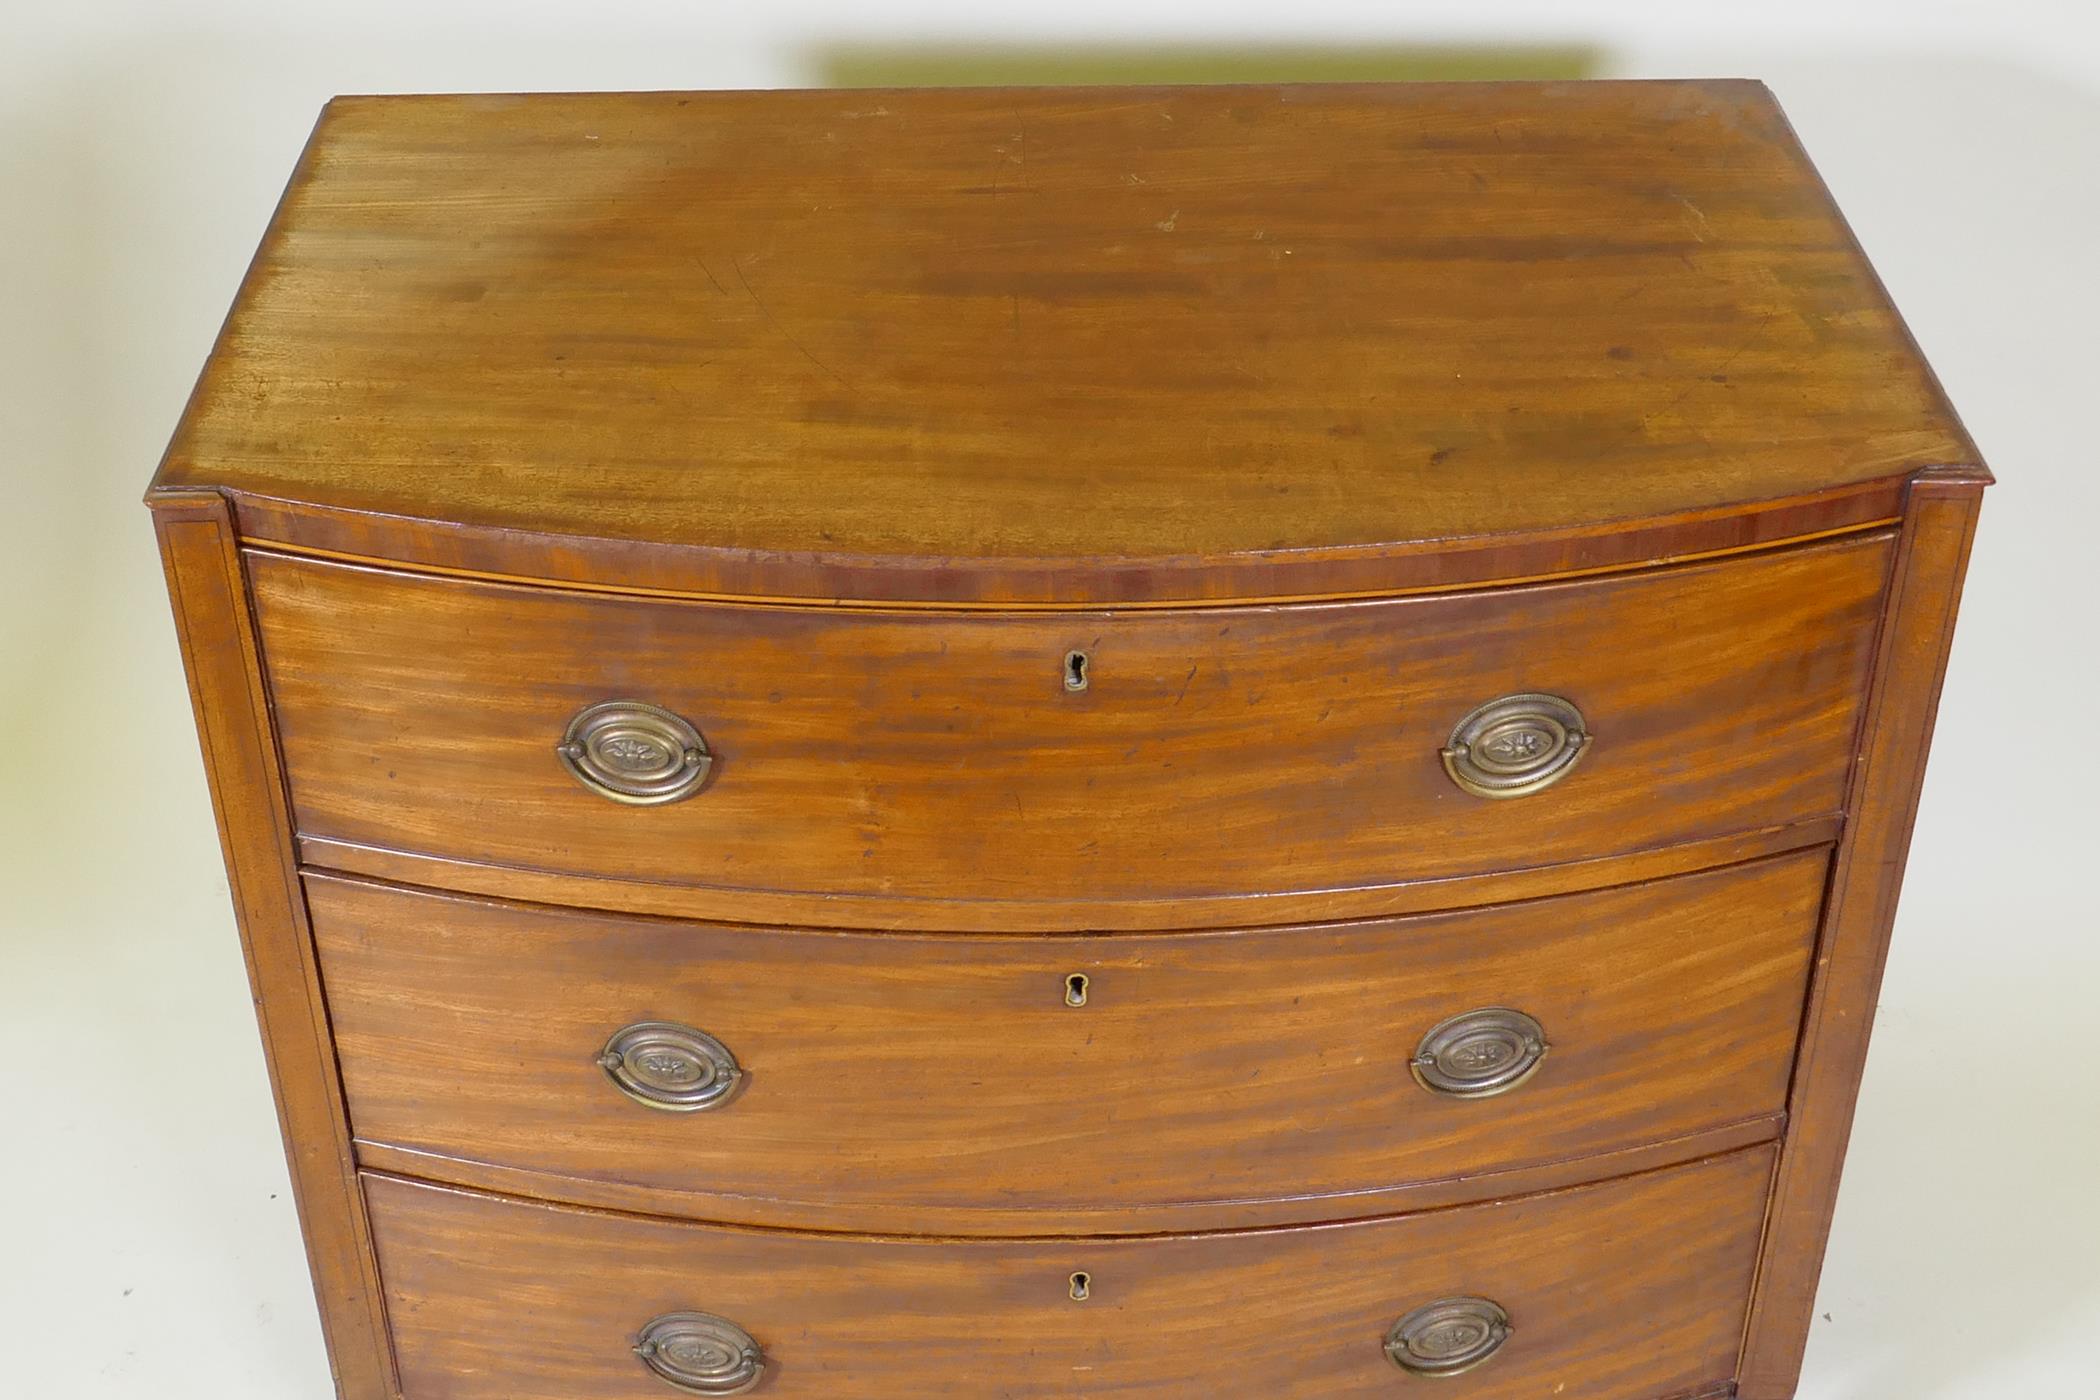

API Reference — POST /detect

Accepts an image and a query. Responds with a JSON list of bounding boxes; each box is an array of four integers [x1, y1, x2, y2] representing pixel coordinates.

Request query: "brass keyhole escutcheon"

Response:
[[1069, 1272, 1092, 1302], [1063, 649, 1090, 692], [1065, 973, 1090, 1007]]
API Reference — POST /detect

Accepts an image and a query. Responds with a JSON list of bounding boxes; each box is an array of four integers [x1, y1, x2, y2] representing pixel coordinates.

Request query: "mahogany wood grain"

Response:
[[143, 82, 1992, 1400], [299, 815, 1841, 935], [310, 851, 1822, 1235], [251, 534, 1888, 931], [364, 1146, 1776, 1399], [147, 83, 1979, 605], [219, 485, 1905, 611], [151, 493, 398, 1399], [354, 1114, 1784, 1239], [1737, 468, 1987, 1398]]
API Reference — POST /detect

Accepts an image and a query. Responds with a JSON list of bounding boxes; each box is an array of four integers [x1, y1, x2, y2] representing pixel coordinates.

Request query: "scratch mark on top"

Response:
[[1672, 193, 1714, 242], [1642, 311, 1773, 427], [731, 255, 849, 387], [986, 111, 1028, 199], [1156, 210, 1180, 232]]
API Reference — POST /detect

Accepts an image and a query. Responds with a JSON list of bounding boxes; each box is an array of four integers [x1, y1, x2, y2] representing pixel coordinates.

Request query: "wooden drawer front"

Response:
[[251, 533, 1886, 928], [314, 851, 1820, 1234], [366, 1145, 1772, 1399]]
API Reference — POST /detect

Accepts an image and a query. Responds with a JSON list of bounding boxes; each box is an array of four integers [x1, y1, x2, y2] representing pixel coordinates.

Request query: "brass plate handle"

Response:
[[634, 1312, 766, 1395], [1384, 1297, 1512, 1378], [1440, 692, 1589, 799], [1411, 1008, 1549, 1099], [599, 1022, 744, 1112], [559, 699, 712, 805]]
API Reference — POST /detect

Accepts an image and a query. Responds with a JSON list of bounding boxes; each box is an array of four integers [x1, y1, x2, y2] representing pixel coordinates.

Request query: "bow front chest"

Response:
[[148, 81, 1987, 1400]]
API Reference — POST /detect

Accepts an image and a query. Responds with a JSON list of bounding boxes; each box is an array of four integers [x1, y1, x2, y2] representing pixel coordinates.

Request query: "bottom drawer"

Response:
[[364, 1146, 1772, 1399]]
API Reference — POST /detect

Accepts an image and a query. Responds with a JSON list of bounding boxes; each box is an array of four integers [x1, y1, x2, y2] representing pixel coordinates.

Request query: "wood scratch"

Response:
[[1007, 111, 1027, 333], [987, 112, 1026, 198], [731, 255, 848, 387], [1672, 193, 1714, 242], [1643, 312, 1773, 425]]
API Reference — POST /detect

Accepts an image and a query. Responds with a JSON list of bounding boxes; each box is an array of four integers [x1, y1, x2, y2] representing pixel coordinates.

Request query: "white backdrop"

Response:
[[4, 3, 2097, 1396]]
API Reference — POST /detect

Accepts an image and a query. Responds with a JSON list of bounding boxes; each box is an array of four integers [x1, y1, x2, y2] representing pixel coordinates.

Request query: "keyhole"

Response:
[[1069, 1272, 1091, 1302], [1063, 649, 1090, 692], [1064, 973, 1090, 1008]]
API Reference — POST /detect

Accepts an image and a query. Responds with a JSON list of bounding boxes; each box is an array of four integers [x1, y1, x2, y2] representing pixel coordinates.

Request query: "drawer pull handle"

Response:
[[1410, 1008, 1549, 1099], [634, 1312, 766, 1395], [559, 699, 713, 805], [1384, 1297, 1512, 1378], [1440, 692, 1589, 799], [599, 1022, 744, 1112]]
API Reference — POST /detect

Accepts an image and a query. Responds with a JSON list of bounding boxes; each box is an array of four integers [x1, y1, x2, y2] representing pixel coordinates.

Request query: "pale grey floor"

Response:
[[3, 14, 2096, 1397]]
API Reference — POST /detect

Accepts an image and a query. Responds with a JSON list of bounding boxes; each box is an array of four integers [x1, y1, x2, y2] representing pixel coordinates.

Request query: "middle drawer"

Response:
[[312, 849, 1823, 1234]]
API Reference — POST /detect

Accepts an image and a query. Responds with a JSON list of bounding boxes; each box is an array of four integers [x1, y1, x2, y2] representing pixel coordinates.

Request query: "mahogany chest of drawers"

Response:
[[148, 81, 1987, 1399]]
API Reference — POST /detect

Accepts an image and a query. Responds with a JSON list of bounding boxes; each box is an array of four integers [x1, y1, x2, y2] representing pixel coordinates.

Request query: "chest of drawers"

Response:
[[148, 81, 1986, 1400]]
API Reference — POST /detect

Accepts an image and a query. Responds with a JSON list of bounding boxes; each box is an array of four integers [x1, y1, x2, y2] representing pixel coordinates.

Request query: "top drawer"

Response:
[[249, 533, 1889, 929]]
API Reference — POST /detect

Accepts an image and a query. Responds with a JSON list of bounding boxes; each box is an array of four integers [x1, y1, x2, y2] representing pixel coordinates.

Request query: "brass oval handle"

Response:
[[599, 1022, 744, 1112], [1411, 1008, 1549, 1099], [634, 1312, 766, 1395], [1384, 1297, 1512, 1378], [1440, 692, 1589, 799], [559, 699, 712, 805]]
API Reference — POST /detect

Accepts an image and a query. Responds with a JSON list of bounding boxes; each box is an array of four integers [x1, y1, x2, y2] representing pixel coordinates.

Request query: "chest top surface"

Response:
[[152, 80, 1979, 604]]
